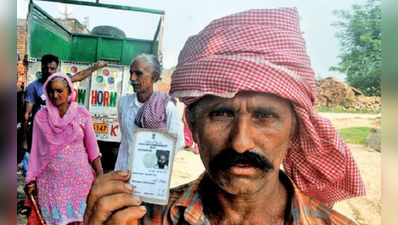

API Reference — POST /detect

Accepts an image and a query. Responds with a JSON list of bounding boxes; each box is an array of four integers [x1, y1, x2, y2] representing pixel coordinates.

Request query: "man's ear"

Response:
[[152, 71, 159, 82], [185, 107, 198, 143]]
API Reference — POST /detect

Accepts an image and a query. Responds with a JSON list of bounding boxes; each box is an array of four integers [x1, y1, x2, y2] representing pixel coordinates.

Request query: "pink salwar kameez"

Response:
[[26, 73, 101, 225]]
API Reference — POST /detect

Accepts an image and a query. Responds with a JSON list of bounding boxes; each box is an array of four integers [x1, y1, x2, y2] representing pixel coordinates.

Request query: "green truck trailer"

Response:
[[26, 0, 165, 144]]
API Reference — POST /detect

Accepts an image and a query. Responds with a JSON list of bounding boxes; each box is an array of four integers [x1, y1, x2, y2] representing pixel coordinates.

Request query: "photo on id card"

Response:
[[127, 129, 177, 205]]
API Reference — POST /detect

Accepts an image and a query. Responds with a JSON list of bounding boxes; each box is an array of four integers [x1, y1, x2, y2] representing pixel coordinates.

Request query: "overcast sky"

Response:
[[17, 0, 367, 80]]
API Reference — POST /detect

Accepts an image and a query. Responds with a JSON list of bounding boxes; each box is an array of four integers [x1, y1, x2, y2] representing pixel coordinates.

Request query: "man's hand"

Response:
[[21, 139, 28, 151], [70, 60, 107, 83], [96, 60, 107, 69], [84, 170, 147, 225]]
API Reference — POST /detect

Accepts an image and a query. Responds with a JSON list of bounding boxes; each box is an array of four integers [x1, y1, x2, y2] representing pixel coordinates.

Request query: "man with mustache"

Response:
[[154, 152, 169, 170], [114, 53, 182, 171], [84, 8, 365, 225]]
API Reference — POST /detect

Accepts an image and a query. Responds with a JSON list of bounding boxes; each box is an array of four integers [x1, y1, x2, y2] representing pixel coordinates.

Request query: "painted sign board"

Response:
[[89, 65, 123, 116], [92, 117, 122, 142], [60, 62, 90, 108]]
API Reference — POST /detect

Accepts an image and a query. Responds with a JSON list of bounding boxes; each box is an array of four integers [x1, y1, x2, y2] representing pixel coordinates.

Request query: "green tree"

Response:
[[330, 0, 381, 96]]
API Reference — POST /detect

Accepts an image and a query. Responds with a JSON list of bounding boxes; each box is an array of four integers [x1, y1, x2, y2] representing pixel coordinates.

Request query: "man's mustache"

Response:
[[209, 150, 275, 173]]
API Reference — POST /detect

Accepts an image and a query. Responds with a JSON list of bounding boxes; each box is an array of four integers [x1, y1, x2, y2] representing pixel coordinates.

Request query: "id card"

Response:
[[128, 129, 177, 205]]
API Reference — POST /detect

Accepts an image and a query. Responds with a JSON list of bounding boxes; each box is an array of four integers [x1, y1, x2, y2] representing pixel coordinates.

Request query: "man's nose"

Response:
[[130, 73, 138, 82], [228, 116, 255, 153]]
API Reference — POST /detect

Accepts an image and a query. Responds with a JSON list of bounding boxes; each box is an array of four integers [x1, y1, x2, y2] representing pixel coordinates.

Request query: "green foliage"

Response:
[[338, 127, 372, 145], [317, 107, 381, 114], [330, 0, 381, 96]]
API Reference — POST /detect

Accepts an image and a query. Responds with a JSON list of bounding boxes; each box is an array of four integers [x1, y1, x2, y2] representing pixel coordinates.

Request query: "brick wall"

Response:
[[57, 18, 90, 34], [157, 69, 172, 93], [17, 19, 27, 86]]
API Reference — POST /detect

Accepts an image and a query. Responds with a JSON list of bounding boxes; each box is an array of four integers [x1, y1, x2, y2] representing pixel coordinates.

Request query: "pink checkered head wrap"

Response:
[[170, 8, 365, 205]]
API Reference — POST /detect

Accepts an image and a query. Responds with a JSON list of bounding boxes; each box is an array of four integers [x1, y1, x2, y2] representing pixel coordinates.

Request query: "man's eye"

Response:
[[210, 110, 232, 118], [130, 71, 142, 76], [255, 112, 274, 119]]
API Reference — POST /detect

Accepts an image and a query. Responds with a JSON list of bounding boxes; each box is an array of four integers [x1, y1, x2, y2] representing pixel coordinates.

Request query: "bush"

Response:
[[338, 127, 372, 145]]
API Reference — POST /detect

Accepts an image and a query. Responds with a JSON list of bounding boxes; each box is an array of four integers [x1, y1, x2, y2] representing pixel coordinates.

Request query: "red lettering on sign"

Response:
[[103, 91, 110, 107], [73, 89, 78, 102], [111, 124, 119, 136], [91, 90, 97, 105]]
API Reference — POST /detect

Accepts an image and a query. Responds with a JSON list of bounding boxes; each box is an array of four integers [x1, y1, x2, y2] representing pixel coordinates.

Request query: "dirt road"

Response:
[[319, 112, 379, 130]]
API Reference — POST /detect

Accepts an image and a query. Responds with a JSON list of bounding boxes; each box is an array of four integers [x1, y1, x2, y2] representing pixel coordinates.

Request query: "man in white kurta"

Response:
[[114, 53, 183, 170]]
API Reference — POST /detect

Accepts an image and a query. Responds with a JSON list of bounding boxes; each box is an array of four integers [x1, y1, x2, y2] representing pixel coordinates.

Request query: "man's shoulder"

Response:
[[166, 100, 177, 108], [291, 187, 356, 224], [317, 204, 357, 225], [26, 79, 42, 92], [281, 172, 356, 224], [119, 94, 137, 106], [299, 199, 356, 224], [165, 98, 178, 114], [28, 79, 42, 87]]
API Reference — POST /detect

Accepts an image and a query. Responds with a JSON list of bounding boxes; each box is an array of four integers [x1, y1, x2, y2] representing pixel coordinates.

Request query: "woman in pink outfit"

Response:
[[25, 73, 103, 225]]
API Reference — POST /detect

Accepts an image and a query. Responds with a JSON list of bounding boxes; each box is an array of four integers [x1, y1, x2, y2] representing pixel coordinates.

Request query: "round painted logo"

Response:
[[108, 77, 115, 85], [36, 71, 42, 79], [70, 66, 78, 74], [103, 69, 110, 76], [143, 153, 157, 168], [96, 76, 104, 83]]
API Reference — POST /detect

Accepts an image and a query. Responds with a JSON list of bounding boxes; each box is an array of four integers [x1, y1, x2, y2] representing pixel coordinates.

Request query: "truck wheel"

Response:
[[92, 26, 126, 38]]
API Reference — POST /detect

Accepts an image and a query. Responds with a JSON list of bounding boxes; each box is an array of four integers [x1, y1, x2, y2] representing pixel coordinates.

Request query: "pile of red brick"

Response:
[[315, 77, 381, 112]]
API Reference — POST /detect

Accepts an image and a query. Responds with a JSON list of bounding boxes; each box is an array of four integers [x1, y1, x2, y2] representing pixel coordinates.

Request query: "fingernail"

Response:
[[139, 205, 146, 211], [125, 184, 133, 191], [133, 196, 141, 204], [119, 170, 129, 176]]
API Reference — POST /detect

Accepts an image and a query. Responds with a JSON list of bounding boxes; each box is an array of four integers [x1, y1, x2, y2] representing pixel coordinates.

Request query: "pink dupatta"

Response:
[[26, 73, 80, 184]]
